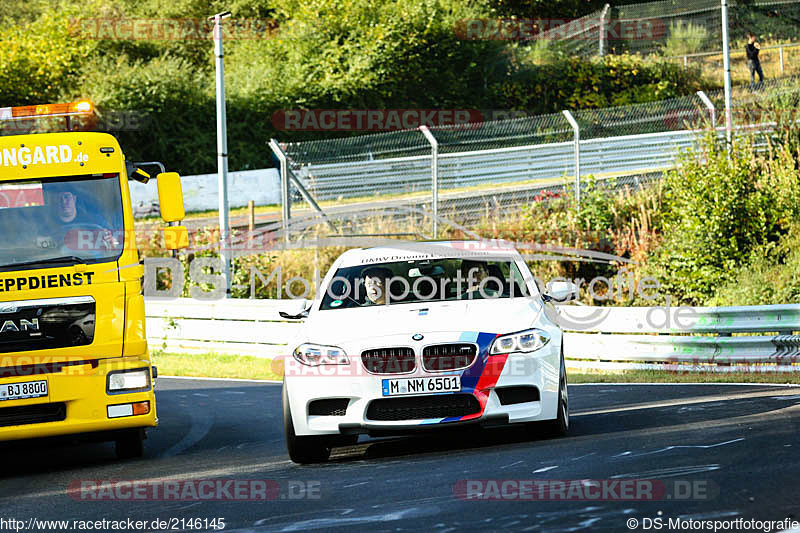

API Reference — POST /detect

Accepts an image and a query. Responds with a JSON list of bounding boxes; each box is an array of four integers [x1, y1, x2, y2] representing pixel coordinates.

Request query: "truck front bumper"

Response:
[[0, 357, 157, 442]]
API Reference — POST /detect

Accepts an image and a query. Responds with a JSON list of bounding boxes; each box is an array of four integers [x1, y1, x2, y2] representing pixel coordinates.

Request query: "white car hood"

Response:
[[302, 297, 543, 343]]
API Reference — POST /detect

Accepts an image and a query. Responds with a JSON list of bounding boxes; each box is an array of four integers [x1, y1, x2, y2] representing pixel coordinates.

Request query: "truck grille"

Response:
[[361, 347, 416, 374], [422, 343, 477, 371], [0, 296, 95, 353], [0, 402, 66, 428], [366, 394, 481, 421]]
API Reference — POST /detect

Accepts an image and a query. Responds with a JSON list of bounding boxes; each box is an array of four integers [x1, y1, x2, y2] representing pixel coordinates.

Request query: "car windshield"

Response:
[[0, 174, 125, 270], [319, 258, 530, 310]]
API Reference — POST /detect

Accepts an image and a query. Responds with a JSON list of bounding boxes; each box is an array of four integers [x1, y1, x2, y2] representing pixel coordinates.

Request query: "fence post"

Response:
[[420, 125, 439, 239], [562, 110, 581, 209], [780, 45, 785, 74], [269, 138, 291, 242], [598, 4, 610, 57], [697, 90, 716, 131], [683, 55, 688, 67]]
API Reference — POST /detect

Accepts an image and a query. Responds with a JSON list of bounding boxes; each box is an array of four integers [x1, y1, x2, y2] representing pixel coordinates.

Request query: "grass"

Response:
[[678, 42, 800, 87], [151, 351, 283, 381], [567, 369, 800, 384], [151, 351, 800, 385]]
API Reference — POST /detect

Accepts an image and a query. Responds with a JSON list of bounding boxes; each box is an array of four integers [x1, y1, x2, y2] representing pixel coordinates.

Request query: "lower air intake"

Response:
[[308, 398, 349, 416], [0, 402, 66, 427], [366, 394, 480, 421], [495, 386, 540, 405]]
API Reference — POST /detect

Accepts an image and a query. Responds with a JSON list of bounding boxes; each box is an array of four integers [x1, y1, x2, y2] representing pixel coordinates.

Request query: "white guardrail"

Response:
[[145, 299, 800, 371]]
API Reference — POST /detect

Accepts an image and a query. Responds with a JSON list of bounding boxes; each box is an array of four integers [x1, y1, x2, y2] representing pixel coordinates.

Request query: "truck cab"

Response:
[[0, 109, 187, 459]]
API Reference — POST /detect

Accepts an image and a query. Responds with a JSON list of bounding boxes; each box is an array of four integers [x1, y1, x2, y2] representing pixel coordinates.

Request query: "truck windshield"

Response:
[[0, 174, 125, 271]]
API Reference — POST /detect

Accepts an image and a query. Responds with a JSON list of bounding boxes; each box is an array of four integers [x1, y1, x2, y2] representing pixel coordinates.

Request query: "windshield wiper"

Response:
[[2, 256, 87, 270]]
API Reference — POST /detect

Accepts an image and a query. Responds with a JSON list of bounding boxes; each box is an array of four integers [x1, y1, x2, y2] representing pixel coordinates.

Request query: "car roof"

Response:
[[336, 240, 522, 267]]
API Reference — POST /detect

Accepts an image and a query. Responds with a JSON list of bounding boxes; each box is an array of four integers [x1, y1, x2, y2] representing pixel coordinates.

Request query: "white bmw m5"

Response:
[[280, 241, 576, 463]]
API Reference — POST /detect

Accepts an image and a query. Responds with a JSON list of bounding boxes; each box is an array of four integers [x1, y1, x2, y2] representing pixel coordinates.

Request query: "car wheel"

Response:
[[547, 353, 569, 436], [283, 383, 332, 464], [115, 429, 145, 460]]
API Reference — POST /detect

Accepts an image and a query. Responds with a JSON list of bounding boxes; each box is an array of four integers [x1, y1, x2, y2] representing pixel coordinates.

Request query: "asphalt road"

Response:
[[1, 379, 800, 532]]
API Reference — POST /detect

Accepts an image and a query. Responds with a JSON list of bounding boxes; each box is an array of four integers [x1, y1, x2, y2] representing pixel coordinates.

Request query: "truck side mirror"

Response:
[[156, 172, 188, 250], [156, 172, 186, 222]]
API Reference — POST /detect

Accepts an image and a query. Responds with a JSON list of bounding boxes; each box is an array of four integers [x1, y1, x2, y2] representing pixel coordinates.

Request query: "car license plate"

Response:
[[382, 376, 460, 396], [0, 380, 48, 401]]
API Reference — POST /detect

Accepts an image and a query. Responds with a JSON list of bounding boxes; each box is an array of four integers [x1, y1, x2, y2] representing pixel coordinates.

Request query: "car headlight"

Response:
[[293, 343, 349, 366], [490, 328, 550, 354], [107, 368, 150, 393]]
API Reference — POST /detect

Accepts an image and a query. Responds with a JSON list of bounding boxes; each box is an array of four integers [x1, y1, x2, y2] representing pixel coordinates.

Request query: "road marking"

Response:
[[610, 464, 721, 479], [628, 438, 745, 458], [573, 388, 800, 417], [159, 399, 215, 458]]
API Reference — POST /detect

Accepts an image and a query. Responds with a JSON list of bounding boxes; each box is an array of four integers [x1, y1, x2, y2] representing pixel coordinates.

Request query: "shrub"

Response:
[[661, 21, 709, 58], [69, 56, 216, 175], [644, 134, 800, 304], [0, 11, 97, 106], [708, 224, 800, 306]]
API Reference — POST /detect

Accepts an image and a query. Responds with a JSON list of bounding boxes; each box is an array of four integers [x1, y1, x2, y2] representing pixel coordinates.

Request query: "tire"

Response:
[[115, 429, 145, 460], [546, 353, 569, 437], [283, 383, 332, 464]]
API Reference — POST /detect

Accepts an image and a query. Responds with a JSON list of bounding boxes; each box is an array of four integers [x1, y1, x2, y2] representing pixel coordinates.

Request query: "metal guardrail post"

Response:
[[420, 126, 439, 239], [269, 138, 291, 242], [697, 91, 716, 130], [562, 110, 581, 209]]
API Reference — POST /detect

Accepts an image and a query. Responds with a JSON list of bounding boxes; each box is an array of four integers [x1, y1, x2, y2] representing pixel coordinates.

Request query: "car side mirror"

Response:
[[543, 281, 579, 303], [278, 299, 310, 320]]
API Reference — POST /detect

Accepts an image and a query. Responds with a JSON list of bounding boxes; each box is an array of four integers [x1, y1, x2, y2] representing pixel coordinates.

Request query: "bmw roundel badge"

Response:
[[412, 333, 424, 341]]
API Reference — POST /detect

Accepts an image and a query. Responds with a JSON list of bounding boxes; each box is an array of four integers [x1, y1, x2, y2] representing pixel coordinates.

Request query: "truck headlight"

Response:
[[490, 329, 550, 355], [293, 343, 349, 366], [107, 368, 150, 393]]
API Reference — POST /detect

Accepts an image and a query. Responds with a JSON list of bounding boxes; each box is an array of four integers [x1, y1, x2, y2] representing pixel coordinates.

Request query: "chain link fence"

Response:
[[273, 76, 800, 239], [539, 0, 800, 59]]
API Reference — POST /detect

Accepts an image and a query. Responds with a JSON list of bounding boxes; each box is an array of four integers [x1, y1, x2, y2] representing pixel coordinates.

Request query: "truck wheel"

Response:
[[115, 429, 145, 460], [283, 384, 331, 464]]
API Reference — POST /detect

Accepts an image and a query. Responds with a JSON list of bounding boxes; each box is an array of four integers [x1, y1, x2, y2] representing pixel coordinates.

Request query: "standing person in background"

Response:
[[746, 32, 765, 89]]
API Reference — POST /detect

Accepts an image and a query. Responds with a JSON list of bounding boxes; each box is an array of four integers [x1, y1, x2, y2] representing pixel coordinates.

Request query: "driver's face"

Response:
[[57, 191, 77, 223], [364, 275, 385, 304], [469, 265, 489, 284]]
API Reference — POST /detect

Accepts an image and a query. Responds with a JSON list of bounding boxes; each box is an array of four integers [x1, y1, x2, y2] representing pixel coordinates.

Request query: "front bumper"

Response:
[[0, 357, 157, 442], [284, 332, 561, 437]]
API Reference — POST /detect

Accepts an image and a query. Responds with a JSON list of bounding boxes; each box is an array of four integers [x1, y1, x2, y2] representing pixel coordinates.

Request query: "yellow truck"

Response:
[[0, 102, 187, 458]]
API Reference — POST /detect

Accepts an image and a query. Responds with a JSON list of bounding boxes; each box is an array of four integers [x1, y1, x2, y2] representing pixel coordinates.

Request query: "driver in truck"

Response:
[[44, 182, 119, 253]]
